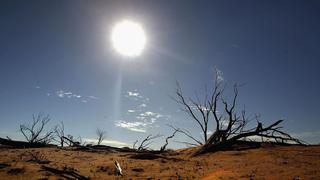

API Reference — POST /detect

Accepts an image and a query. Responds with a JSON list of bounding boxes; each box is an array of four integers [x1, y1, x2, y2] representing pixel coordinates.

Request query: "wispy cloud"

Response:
[[190, 105, 210, 112], [124, 90, 149, 113], [140, 111, 160, 117], [34, 86, 96, 103], [116, 111, 170, 133], [138, 111, 171, 124], [54, 89, 99, 103], [125, 90, 149, 102], [138, 103, 147, 108], [216, 68, 224, 82], [128, 91, 140, 97], [119, 89, 171, 133], [115, 121, 147, 133], [87, 96, 98, 100], [83, 138, 129, 147], [56, 90, 82, 99]]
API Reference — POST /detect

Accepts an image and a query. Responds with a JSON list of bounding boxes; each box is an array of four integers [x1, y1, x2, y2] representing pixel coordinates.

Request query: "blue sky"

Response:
[[1, 0, 320, 148]]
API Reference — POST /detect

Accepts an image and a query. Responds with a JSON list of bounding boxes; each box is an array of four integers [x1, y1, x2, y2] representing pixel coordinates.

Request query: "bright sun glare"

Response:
[[111, 20, 146, 57]]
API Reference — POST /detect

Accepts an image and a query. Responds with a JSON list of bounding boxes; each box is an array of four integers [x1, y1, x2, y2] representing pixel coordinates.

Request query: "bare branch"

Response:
[[169, 125, 203, 145], [132, 140, 138, 149], [137, 134, 161, 151], [160, 128, 179, 152], [54, 121, 65, 147], [173, 140, 199, 147]]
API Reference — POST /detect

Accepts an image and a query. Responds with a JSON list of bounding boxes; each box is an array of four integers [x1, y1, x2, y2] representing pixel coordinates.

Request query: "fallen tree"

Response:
[[174, 69, 305, 155]]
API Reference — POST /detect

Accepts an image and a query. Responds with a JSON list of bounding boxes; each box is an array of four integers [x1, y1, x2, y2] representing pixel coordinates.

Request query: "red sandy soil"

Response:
[[0, 144, 319, 179]]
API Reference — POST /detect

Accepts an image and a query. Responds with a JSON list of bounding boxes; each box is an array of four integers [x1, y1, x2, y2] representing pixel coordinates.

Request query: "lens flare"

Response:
[[111, 20, 146, 57]]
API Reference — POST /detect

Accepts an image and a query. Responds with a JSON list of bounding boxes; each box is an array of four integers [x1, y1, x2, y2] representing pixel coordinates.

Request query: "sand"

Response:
[[0, 144, 319, 179]]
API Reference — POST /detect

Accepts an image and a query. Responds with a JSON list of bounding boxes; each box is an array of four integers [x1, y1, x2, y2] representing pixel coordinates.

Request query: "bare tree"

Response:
[[174, 69, 304, 154], [20, 113, 54, 144], [54, 121, 65, 147], [96, 128, 106, 145]]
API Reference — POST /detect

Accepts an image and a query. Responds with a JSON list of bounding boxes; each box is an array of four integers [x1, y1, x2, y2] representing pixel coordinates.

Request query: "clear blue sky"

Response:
[[1, 0, 320, 148]]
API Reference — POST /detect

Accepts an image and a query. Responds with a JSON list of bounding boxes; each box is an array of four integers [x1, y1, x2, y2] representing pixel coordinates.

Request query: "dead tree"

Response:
[[174, 70, 304, 155], [96, 128, 106, 145], [137, 134, 161, 151], [54, 121, 65, 147], [20, 113, 54, 144]]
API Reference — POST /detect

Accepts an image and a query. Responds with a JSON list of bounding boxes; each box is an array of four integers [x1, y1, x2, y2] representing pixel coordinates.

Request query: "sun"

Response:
[[111, 20, 146, 57]]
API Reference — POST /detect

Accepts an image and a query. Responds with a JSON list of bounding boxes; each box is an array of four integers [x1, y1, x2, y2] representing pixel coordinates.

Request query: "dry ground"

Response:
[[0, 144, 319, 179]]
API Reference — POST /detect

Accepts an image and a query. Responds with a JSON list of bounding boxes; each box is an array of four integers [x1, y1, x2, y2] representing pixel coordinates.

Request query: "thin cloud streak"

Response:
[[119, 89, 172, 133], [52, 89, 99, 103], [125, 90, 149, 102], [83, 138, 129, 147], [115, 120, 147, 133]]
